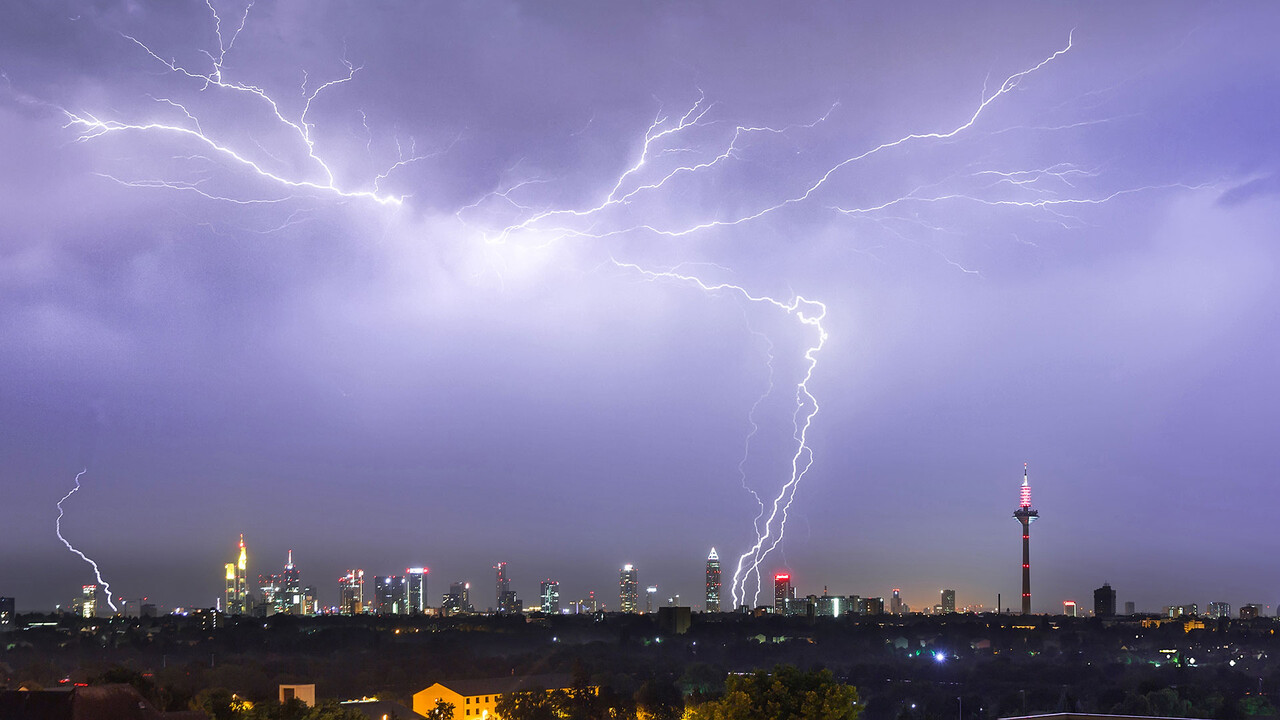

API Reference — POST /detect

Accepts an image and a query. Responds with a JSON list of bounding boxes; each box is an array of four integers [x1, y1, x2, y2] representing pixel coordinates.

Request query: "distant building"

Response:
[[412, 675, 591, 720], [499, 590, 521, 614], [1012, 464, 1039, 615], [645, 586, 658, 614], [657, 606, 692, 634], [224, 534, 249, 615], [260, 552, 301, 616], [1093, 583, 1116, 618], [1063, 600, 1077, 617], [78, 585, 97, 619], [0, 597, 13, 632], [374, 575, 407, 614], [443, 582, 472, 615], [1208, 601, 1231, 619], [861, 596, 885, 615], [1240, 604, 1261, 619], [539, 580, 560, 614], [705, 548, 722, 612], [890, 588, 903, 615], [407, 568, 428, 614], [773, 573, 793, 613], [339, 570, 364, 615], [619, 564, 638, 613], [494, 562, 509, 613], [279, 685, 316, 707], [1123, 601, 1135, 616], [941, 589, 956, 614]]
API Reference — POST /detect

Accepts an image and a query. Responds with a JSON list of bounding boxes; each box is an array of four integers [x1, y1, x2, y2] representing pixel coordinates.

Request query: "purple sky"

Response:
[[2, 1, 1279, 614]]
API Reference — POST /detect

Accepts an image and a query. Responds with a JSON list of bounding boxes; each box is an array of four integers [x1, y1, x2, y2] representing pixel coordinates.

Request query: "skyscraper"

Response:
[[540, 580, 560, 614], [1093, 582, 1116, 618], [773, 573, 792, 613], [375, 575, 407, 614], [280, 551, 302, 614], [941, 589, 956, 614], [619, 564, 638, 613], [339, 570, 364, 615], [646, 586, 658, 614], [443, 581, 471, 615], [494, 562, 509, 612], [407, 568, 428, 613], [224, 534, 249, 615], [890, 588, 903, 615], [79, 584, 97, 619], [1012, 464, 1039, 614], [705, 548, 721, 612]]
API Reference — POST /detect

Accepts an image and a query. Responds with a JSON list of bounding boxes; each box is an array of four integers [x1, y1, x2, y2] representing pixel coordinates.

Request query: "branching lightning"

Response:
[[29, 3, 1207, 610], [55, 469, 118, 612]]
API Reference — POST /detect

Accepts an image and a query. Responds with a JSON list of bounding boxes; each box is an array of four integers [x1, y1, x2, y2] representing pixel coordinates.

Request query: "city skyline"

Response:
[[3, 2, 1280, 613]]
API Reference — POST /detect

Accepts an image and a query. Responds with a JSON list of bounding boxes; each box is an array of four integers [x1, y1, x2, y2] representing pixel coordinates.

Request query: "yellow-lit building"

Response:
[[225, 534, 249, 615], [412, 675, 590, 720]]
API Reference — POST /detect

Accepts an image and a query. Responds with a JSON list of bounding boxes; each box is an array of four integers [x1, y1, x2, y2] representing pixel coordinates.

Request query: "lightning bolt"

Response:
[[28, 4, 1207, 612], [610, 260, 827, 609], [55, 469, 118, 613]]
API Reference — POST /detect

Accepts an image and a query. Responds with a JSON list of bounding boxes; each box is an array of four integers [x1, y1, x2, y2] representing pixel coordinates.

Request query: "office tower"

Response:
[[704, 548, 722, 612], [941, 589, 956, 614], [80, 584, 97, 619], [1012, 464, 1039, 614], [0, 597, 13, 632], [374, 575, 407, 614], [339, 570, 364, 615], [1240, 604, 1260, 619], [303, 587, 318, 615], [1208, 601, 1231, 619], [1123, 601, 1136, 616], [619, 564, 639, 613], [494, 562, 509, 612], [407, 568, 428, 613], [540, 580, 560, 614], [444, 581, 472, 615], [890, 588, 903, 615], [773, 573, 793, 612], [280, 551, 302, 614], [1063, 600, 1077, 617], [1093, 582, 1116, 618], [224, 534, 249, 615], [645, 586, 658, 614]]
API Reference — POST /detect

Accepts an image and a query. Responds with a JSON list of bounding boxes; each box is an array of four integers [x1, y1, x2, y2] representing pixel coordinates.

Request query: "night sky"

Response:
[[2, 1, 1279, 615]]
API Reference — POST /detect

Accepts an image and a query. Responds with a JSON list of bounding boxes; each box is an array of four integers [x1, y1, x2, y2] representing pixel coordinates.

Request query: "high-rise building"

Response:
[[890, 588, 903, 615], [645, 586, 658, 614], [443, 581, 472, 615], [1208, 601, 1231, 619], [540, 580, 560, 614], [0, 597, 13, 632], [941, 589, 956, 614], [619, 564, 638, 613], [1093, 583, 1116, 618], [1012, 464, 1039, 614], [339, 570, 364, 615], [705, 548, 722, 612], [375, 575, 407, 614], [1240, 604, 1261, 620], [79, 584, 97, 619], [1123, 601, 1136, 616], [773, 573, 793, 612], [1063, 600, 1077, 617], [280, 551, 302, 614], [224, 534, 249, 615], [494, 562, 509, 613], [407, 568, 428, 613]]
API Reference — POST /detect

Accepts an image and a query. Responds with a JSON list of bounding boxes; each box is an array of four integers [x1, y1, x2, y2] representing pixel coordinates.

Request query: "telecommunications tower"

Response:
[[1012, 464, 1039, 614]]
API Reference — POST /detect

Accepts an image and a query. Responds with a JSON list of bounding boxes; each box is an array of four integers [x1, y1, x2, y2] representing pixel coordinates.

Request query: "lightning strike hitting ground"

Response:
[[32, 3, 1201, 609], [55, 469, 118, 612]]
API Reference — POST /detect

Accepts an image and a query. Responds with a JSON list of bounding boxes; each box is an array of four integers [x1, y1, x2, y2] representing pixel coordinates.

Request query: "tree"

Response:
[[423, 698, 456, 720], [495, 689, 561, 720], [687, 666, 860, 720]]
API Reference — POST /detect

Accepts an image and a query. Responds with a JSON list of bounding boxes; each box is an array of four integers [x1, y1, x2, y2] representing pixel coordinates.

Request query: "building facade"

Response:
[[375, 575, 407, 614], [941, 589, 956, 614], [224, 534, 249, 615], [773, 573, 793, 612], [705, 548, 721, 612], [539, 580, 560, 614], [339, 569, 364, 615], [1093, 582, 1116, 618], [619, 564, 638, 613], [407, 568, 428, 614]]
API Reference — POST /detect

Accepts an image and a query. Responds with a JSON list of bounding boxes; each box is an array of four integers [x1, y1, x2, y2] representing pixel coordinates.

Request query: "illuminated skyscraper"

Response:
[[280, 551, 302, 614], [374, 575, 407, 614], [79, 584, 97, 619], [705, 548, 721, 612], [890, 588, 903, 615], [224, 534, 249, 615], [773, 573, 792, 612], [407, 568, 428, 613], [494, 562, 509, 612], [619, 564, 638, 613], [646, 586, 658, 614], [339, 570, 364, 615], [443, 581, 471, 615], [1012, 464, 1039, 615], [941, 589, 956, 614], [540, 580, 560, 614]]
